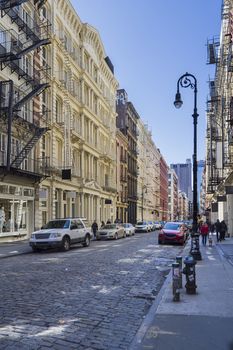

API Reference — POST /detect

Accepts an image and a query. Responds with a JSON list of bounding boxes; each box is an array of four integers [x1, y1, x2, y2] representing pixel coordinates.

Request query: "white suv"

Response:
[[29, 218, 93, 252]]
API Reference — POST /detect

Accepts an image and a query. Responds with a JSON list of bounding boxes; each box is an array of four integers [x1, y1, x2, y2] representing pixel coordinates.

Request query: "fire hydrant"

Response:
[[182, 256, 197, 294]]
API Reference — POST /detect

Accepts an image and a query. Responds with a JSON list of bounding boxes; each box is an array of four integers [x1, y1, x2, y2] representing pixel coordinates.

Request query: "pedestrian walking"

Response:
[[91, 220, 98, 239], [200, 222, 209, 246], [215, 219, 221, 242], [210, 223, 215, 235], [220, 220, 227, 241]]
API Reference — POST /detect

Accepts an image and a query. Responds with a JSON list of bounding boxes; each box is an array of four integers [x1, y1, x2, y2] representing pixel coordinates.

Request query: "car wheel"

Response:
[[83, 234, 90, 247], [115, 233, 118, 240], [61, 236, 70, 251], [32, 246, 39, 252]]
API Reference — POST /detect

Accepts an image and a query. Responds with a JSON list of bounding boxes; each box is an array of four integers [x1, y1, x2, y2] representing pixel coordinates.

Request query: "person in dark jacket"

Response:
[[220, 220, 227, 241], [215, 219, 221, 242], [91, 220, 98, 239]]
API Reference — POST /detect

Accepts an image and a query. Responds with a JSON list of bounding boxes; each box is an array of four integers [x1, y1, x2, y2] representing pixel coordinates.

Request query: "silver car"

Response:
[[96, 224, 126, 240], [122, 223, 135, 236], [135, 221, 150, 233]]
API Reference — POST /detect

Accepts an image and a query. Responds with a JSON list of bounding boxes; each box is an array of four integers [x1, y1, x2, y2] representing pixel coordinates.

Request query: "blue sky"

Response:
[[71, 0, 221, 166]]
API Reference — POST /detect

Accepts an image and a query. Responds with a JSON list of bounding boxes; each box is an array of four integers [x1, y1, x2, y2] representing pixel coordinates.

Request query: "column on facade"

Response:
[[75, 192, 79, 217], [81, 150, 85, 178], [90, 194, 94, 221], [80, 193, 84, 217], [81, 113, 84, 139]]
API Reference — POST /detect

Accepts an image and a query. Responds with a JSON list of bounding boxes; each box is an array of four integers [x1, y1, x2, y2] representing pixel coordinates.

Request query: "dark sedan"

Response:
[[158, 222, 188, 245]]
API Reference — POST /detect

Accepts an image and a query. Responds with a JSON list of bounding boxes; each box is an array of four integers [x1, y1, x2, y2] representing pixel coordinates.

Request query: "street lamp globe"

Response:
[[174, 92, 183, 109]]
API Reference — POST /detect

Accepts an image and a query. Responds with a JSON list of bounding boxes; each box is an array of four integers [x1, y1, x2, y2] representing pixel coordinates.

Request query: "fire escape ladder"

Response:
[[0, 0, 28, 10], [10, 127, 49, 168], [1, 4, 51, 47], [16, 38, 51, 58], [14, 83, 49, 110]]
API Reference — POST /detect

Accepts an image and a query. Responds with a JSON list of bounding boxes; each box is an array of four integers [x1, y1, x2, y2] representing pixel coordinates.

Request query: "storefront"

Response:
[[0, 183, 34, 241]]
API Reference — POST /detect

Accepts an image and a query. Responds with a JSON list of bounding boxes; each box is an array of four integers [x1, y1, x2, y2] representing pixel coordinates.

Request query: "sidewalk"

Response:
[[131, 236, 233, 350], [0, 239, 31, 258], [1, 236, 233, 350]]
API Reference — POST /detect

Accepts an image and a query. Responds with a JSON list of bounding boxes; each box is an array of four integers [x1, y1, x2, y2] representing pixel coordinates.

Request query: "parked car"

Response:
[[153, 221, 162, 230], [29, 218, 93, 252], [147, 221, 154, 231], [158, 221, 188, 245], [135, 221, 150, 233], [96, 224, 126, 240], [121, 223, 135, 236]]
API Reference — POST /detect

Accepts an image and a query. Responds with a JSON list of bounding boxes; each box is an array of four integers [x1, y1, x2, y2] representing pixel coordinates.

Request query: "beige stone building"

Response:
[[0, 0, 119, 242], [136, 120, 160, 222], [168, 168, 178, 221], [178, 191, 189, 221], [38, 0, 119, 229]]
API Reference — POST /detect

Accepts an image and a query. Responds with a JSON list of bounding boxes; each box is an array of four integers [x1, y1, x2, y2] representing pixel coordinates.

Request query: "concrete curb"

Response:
[[129, 267, 173, 350], [129, 239, 191, 349]]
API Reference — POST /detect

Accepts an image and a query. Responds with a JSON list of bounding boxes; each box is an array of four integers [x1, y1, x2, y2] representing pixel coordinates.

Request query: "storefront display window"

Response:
[[0, 183, 34, 236]]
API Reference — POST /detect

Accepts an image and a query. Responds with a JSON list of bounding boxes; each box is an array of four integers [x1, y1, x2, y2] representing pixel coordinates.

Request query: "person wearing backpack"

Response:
[[220, 220, 227, 241]]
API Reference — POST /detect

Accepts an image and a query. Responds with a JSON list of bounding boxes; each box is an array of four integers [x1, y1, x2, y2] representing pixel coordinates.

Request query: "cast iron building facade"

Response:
[[116, 89, 138, 224], [0, 0, 51, 241]]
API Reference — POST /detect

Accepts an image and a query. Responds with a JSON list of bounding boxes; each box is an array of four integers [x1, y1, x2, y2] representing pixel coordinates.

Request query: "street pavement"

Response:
[[0, 235, 233, 350], [130, 235, 233, 350], [0, 240, 31, 259], [0, 232, 182, 350]]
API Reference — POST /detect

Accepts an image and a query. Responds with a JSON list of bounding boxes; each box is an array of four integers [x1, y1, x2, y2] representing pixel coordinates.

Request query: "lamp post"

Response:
[[174, 72, 202, 260], [141, 185, 147, 221]]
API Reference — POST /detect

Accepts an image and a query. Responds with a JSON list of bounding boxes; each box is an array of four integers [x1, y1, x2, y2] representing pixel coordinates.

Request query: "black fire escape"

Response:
[[0, 0, 51, 180], [206, 33, 222, 194]]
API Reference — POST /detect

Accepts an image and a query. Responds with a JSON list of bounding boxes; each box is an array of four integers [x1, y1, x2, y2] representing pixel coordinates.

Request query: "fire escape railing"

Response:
[[0, 0, 51, 178]]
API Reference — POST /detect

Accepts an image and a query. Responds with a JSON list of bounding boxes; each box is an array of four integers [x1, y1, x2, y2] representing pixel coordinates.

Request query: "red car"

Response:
[[158, 222, 188, 245]]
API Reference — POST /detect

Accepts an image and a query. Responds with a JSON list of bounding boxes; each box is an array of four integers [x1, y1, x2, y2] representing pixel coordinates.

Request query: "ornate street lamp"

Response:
[[174, 72, 202, 260]]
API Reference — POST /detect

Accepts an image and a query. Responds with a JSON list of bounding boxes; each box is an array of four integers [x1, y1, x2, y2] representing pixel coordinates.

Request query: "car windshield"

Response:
[[122, 224, 128, 228], [137, 222, 147, 225], [163, 223, 180, 230], [43, 220, 70, 229], [102, 224, 116, 229]]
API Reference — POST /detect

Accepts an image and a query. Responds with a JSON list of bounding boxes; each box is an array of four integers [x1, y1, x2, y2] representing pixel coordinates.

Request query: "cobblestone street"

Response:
[[0, 233, 183, 349]]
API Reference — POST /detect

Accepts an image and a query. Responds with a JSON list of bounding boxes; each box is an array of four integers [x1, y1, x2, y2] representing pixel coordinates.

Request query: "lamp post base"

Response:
[[190, 250, 202, 261]]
